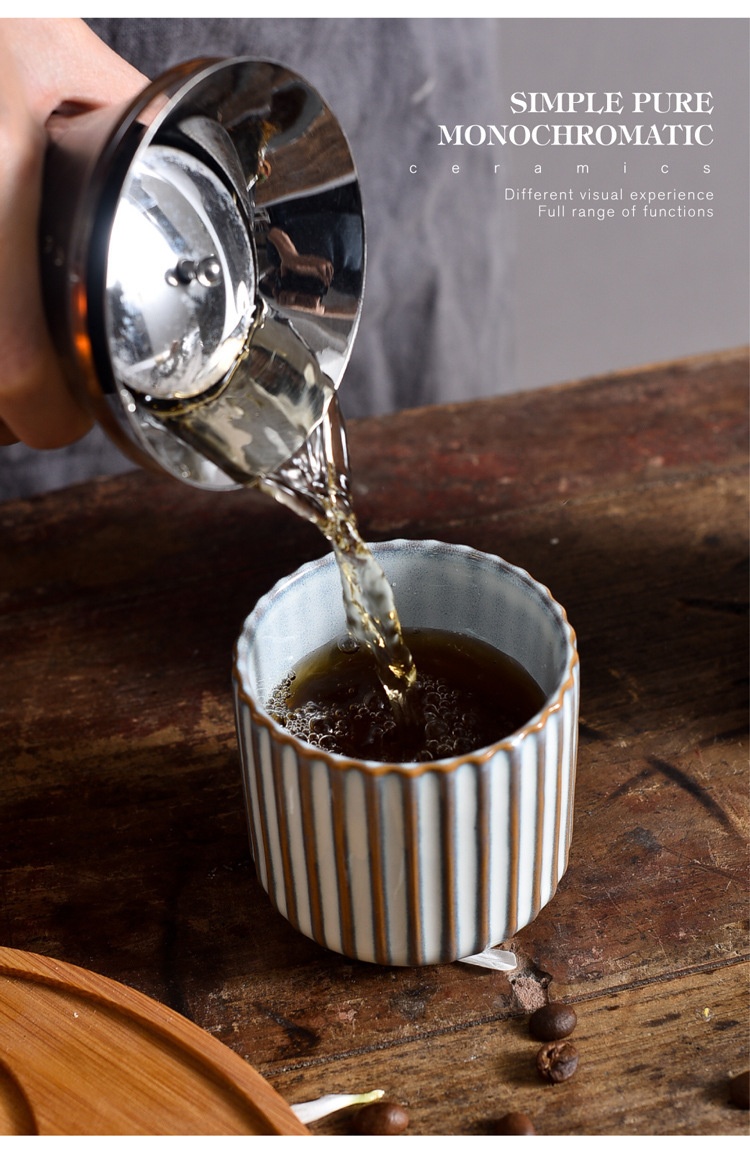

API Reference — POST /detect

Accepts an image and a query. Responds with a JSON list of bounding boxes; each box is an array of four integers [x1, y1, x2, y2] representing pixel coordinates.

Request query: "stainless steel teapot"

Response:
[[40, 57, 365, 490]]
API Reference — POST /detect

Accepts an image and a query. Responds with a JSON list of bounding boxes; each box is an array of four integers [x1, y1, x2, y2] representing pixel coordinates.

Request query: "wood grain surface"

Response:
[[0, 348, 747, 1136], [0, 947, 308, 1135]]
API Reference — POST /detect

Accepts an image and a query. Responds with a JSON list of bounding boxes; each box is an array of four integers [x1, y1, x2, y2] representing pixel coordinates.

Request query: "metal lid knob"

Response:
[[106, 137, 256, 403]]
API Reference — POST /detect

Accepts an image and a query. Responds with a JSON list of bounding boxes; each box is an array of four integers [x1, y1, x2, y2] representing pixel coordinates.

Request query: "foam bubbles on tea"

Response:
[[267, 626, 546, 763]]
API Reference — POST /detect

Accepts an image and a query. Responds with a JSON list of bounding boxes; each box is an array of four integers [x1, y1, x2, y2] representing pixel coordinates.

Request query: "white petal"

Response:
[[458, 948, 517, 971]]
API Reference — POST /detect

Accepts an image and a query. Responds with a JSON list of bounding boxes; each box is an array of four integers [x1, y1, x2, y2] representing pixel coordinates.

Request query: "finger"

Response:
[[6, 19, 146, 121], [0, 418, 19, 446]]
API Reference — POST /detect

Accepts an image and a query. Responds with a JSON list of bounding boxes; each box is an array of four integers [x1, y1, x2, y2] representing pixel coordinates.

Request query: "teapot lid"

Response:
[[44, 58, 365, 489]]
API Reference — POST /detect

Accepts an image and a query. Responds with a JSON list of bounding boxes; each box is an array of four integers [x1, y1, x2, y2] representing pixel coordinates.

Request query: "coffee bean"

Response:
[[728, 1070, 749, 1110], [536, 1040, 579, 1084], [350, 1100, 410, 1135], [529, 1002, 578, 1041], [491, 1111, 536, 1135]]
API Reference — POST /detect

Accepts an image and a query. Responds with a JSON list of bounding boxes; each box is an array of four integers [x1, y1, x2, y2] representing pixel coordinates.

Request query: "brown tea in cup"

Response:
[[267, 626, 546, 763]]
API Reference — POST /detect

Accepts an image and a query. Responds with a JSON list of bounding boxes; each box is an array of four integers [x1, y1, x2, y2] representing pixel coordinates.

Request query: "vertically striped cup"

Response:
[[233, 540, 579, 967]]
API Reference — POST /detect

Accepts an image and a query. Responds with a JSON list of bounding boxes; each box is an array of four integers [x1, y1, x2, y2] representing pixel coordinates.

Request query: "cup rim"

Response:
[[233, 539, 579, 776]]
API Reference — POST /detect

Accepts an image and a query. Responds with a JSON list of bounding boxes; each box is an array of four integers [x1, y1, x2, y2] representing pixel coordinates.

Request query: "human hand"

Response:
[[267, 226, 334, 288], [282, 252, 334, 287], [0, 18, 145, 449]]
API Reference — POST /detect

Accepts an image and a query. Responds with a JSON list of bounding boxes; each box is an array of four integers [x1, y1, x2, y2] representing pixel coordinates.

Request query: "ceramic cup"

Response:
[[233, 539, 579, 967]]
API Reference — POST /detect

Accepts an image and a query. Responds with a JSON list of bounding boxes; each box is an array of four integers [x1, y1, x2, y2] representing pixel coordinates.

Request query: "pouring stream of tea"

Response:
[[259, 394, 417, 717]]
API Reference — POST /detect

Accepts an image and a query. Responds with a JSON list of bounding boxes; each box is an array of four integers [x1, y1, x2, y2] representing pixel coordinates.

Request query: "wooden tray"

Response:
[[0, 947, 308, 1135]]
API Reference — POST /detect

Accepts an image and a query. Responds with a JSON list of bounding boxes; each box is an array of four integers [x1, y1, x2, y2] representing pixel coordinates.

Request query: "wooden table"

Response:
[[0, 348, 747, 1136]]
